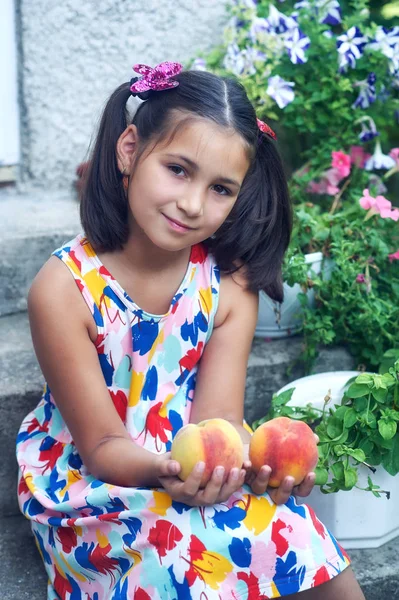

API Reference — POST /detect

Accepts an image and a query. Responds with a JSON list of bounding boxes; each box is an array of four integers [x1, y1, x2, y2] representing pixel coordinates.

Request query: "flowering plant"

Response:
[[196, 0, 399, 370]]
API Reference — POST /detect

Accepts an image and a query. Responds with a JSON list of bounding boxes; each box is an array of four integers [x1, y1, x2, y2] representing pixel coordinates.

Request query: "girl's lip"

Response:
[[163, 214, 195, 232]]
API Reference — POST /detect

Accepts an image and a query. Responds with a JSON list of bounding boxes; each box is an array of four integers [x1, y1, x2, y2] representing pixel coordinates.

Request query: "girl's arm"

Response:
[[189, 270, 258, 437], [190, 272, 315, 504], [28, 257, 173, 488]]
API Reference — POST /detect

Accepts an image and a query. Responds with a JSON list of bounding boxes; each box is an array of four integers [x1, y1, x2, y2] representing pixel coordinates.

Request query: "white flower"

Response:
[[267, 75, 295, 109], [284, 27, 310, 64], [390, 44, 399, 74], [337, 26, 368, 71], [294, 1, 309, 9], [365, 140, 396, 171], [223, 44, 254, 76], [223, 44, 264, 77], [250, 17, 272, 44], [369, 26, 399, 59]]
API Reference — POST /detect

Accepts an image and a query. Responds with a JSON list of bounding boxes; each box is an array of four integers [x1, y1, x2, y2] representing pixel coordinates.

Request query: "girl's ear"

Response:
[[116, 125, 139, 174]]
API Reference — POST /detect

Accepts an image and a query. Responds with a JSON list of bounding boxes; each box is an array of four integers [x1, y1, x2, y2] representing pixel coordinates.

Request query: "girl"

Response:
[[16, 62, 365, 600]]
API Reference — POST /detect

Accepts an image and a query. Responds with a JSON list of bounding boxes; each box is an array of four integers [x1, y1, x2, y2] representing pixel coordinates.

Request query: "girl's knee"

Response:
[[284, 567, 365, 600]]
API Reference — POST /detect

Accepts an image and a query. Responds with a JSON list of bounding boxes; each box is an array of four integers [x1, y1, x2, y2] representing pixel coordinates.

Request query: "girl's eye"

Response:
[[212, 184, 231, 196], [168, 165, 185, 177]]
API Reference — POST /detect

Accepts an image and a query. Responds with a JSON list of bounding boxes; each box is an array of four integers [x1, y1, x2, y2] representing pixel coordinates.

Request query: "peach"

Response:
[[249, 417, 318, 487], [171, 418, 244, 488]]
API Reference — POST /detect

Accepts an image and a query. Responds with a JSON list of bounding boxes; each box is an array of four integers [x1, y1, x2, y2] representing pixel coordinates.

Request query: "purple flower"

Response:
[[318, 0, 342, 26], [223, 44, 261, 76], [368, 174, 387, 195], [337, 27, 368, 71], [231, 0, 257, 9], [265, 4, 297, 35], [359, 122, 379, 143], [352, 73, 377, 109], [250, 17, 269, 42], [267, 75, 295, 108], [356, 274, 366, 284], [284, 27, 311, 64], [191, 58, 207, 72], [294, 0, 341, 25]]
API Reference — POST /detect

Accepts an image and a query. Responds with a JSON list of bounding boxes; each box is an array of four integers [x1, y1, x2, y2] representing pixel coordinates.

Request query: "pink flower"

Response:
[[324, 168, 343, 195], [356, 274, 366, 283], [325, 168, 343, 186], [389, 148, 399, 169], [326, 184, 340, 195], [359, 189, 376, 210], [350, 145, 371, 168], [307, 180, 329, 194], [332, 151, 351, 178], [359, 189, 399, 220], [388, 249, 399, 262], [375, 196, 399, 220]]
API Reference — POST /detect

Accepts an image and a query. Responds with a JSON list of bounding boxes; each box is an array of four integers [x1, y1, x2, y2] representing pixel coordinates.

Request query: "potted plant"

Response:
[[195, 0, 399, 370], [252, 349, 399, 548]]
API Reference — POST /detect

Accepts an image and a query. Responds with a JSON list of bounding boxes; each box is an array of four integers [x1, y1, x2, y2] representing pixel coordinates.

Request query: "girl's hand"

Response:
[[242, 434, 318, 505], [155, 452, 247, 507], [242, 458, 316, 505]]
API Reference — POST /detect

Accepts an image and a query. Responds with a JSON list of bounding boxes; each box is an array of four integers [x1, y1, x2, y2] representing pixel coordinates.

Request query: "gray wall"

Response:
[[18, 0, 227, 190]]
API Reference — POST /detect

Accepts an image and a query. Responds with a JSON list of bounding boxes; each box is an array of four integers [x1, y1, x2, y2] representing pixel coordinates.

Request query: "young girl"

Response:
[[16, 62, 365, 600]]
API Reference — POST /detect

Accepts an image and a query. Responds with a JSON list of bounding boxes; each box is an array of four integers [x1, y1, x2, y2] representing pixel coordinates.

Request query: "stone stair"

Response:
[[1, 187, 398, 598]]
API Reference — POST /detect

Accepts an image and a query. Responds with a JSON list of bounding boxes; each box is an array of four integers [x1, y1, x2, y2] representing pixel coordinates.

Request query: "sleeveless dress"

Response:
[[16, 234, 350, 600]]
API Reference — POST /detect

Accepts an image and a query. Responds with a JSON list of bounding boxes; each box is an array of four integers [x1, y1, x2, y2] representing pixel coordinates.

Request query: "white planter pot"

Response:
[[255, 252, 323, 339], [277, 371, 399, 549]]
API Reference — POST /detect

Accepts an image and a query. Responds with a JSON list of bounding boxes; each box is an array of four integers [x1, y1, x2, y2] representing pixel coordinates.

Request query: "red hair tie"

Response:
[[257, 118, 277, 140]]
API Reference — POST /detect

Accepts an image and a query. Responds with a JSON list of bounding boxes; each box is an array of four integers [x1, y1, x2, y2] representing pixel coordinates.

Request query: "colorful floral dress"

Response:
[[16, 234, 350, 600]]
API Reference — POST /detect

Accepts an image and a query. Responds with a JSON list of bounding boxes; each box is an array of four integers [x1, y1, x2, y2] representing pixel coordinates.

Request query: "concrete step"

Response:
[[0, 186, 81, 317], [0, 310, 355, 518], [0, 514, 397, 599]]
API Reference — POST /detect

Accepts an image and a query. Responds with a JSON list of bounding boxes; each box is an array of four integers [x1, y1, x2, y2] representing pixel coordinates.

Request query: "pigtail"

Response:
[[209, 135, 292, 303], [80, 83, 132, 251]]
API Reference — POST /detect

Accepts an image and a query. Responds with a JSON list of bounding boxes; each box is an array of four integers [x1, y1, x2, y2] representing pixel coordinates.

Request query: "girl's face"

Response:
[[124, 118, 251, 252]]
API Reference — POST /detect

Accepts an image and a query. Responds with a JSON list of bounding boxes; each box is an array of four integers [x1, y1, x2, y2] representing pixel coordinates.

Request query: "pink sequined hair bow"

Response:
[[130, 62, 183, 97], [257, 118, 277, 140]]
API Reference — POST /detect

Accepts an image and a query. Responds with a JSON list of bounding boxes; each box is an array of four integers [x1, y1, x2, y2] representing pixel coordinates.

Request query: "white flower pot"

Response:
[[277, 372, 399, 549], [255, 252, 323, 339]]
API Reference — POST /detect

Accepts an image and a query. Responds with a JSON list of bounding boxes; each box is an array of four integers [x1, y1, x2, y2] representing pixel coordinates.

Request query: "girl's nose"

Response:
[[176, 189, 204, 218]]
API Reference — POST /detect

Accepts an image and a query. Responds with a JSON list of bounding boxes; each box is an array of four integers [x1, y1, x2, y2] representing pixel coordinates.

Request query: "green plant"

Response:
[[252, 351, 399, 496], [196, 0, 399, 371]]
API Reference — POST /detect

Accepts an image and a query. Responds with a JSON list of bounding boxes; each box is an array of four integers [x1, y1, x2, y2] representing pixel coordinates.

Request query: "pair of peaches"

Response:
[[171, 416, 318, 488]]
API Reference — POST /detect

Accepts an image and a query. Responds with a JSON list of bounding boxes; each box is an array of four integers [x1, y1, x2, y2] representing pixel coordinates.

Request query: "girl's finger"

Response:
[[164, 460, 181, 477], [268, 476, 295, 505], [218, 468, 246, 501], [250, 465, 271, 495], [199, 466, 226, 504], [180, 461, 206, 497], [293, 472, 316, 498]]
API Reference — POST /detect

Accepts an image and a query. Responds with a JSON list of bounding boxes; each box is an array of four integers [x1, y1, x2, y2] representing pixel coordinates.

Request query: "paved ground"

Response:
[[1, 514, 398, 599]]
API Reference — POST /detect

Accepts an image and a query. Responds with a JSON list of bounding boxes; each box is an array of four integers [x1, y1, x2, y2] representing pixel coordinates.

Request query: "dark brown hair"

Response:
[[80, 70, 292, 301]]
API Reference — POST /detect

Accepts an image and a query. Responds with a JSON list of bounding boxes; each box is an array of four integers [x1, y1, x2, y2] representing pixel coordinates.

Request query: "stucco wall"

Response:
[[18, 0, 227, 190]]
